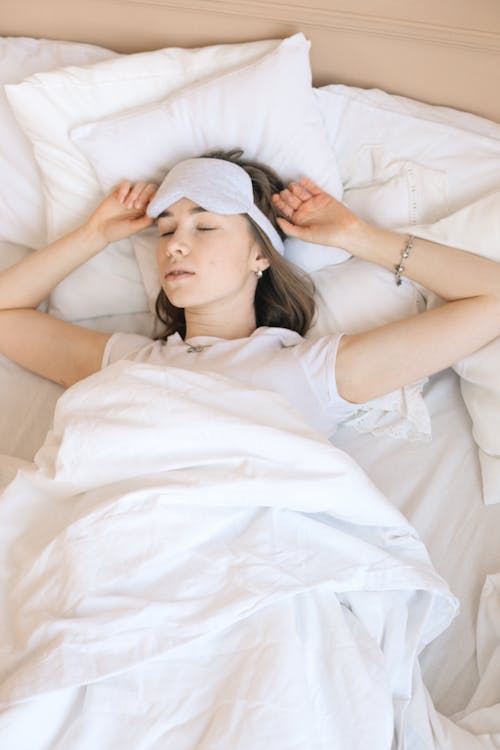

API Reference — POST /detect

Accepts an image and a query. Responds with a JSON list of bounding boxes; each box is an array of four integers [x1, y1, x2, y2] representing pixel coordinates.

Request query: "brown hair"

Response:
[[154, 148, 316, 340]]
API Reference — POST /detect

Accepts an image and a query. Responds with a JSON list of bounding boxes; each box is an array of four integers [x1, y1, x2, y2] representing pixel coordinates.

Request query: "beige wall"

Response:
[[2, 0, 500, 122]]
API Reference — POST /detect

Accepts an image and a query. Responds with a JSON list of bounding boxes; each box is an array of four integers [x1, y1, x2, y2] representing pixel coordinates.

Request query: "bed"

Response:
[[1, 2, 500, 747]]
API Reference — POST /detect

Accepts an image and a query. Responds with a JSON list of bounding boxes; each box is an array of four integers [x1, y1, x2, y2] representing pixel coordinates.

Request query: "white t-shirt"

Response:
[[101, 326, 359, 438]]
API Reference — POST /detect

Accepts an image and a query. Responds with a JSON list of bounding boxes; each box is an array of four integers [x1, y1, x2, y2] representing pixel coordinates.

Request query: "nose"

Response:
[[159, 229, 191, 258]]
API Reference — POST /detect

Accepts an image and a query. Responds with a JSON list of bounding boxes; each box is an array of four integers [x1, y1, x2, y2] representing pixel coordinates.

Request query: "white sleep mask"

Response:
[[147, 157, 285, 255]]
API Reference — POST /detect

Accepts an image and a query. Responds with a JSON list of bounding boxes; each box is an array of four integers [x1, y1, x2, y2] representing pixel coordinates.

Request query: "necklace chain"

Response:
[[186, 343, 214, 353]]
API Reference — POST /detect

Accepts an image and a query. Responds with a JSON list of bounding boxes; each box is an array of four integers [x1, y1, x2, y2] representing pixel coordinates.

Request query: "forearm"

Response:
[[0, 223, 106, 311], [345, 220, 500, 303]]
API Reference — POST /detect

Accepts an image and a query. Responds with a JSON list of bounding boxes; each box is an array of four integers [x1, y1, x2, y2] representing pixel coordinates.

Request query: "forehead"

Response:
[[156, 197, 207, 221]]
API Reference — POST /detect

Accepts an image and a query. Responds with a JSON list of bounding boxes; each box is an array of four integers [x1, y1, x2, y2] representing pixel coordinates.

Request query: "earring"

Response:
[[255, 270, 263, 279]]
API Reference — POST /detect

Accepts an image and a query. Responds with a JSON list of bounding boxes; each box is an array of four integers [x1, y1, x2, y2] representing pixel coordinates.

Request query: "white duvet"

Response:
[[0, 361, 495, 749]]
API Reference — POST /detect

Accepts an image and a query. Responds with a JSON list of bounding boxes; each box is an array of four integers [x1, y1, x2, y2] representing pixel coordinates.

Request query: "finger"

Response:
[[272, 193, 295, 218], [130, 183, 158, 209], [116, 180, 133, 202], [271, 193, 287, 213], [276, 216, 307, 238], [298, 177, 323, 195], [279, 188, 302, 210], [140, 183, 158, 204], [133, 182, 158, 209], [125, 180, 147, 208], [289, 181, 314, 200]]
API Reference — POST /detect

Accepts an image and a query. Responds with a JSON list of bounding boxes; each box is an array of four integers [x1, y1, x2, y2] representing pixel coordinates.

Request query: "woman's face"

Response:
[[156, 197, 269, 311]]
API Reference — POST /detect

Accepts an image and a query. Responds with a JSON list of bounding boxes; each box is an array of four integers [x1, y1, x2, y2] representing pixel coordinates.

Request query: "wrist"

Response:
[[326, 214, 367, 252], [342, 219, 398, 262], [79, 220, 108, 254]]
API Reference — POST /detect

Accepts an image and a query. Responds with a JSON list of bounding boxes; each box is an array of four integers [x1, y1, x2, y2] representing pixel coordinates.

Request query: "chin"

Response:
[[163, 289, 203, 308]]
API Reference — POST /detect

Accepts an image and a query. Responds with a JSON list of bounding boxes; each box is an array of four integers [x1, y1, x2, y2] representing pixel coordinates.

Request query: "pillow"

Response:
[[5, 36, 284, 320], [341, 145, 448, 230], [70, 35, 338, 191], [70, 32, 349, 285], [396, 189, 500, 504], [0, 36, 115, 250], [315, 83, 500, 217]]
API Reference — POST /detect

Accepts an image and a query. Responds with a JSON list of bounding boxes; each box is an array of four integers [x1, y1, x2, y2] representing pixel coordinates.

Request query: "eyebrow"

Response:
[[157, 206, 208, 220]]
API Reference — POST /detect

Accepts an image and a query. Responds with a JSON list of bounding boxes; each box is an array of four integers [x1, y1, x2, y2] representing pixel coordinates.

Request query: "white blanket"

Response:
[[0, 361, 492, 748]]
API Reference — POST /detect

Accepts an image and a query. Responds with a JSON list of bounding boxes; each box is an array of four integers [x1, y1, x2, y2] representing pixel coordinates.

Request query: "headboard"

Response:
[[2, 0, 500, 124]]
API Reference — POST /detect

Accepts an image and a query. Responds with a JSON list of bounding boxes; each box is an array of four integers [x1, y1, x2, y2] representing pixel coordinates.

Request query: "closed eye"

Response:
[[160, 227, 217, 237]]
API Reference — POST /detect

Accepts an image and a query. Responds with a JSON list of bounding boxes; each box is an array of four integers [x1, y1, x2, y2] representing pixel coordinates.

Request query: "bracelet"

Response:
[[394, 235, 415, 286]]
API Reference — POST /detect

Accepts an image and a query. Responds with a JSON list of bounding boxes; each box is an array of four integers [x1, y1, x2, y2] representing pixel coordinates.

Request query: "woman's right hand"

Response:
[[86, 180, 158, 246]]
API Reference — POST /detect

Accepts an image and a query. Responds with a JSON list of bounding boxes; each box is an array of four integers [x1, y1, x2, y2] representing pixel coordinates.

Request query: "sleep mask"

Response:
[[147, 157, 285, 255]]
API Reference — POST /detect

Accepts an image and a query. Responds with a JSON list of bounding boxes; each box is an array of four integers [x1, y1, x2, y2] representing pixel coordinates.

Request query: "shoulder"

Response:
[[102, 331, 181, 368]]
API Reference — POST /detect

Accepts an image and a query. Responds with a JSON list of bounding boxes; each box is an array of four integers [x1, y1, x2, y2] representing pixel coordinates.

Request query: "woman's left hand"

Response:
[[272, 178, 360, 249], [86, 180, 158, 246]]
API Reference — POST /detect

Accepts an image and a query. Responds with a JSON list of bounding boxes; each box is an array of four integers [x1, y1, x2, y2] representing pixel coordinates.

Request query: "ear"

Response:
[[257, 255, 271, 272], [250, 240, 271, 271]]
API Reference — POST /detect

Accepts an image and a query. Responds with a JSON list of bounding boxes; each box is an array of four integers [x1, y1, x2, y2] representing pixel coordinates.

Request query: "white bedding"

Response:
[[1, 34, 500, 749], [1, 362, 499, 748], [0, 361, 461, 748], [334, 368, 500, 718]]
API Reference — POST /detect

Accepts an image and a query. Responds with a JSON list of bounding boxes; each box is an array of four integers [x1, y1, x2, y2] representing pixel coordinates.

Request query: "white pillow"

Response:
[[70, 35, 339, 191], [0, 36, 115, 250], [70, 32, 349, 287], [397, 189, 500, 504], [5, 36, 285, 320], [315, 83, 500, 217], [342, 145, 449, 229]]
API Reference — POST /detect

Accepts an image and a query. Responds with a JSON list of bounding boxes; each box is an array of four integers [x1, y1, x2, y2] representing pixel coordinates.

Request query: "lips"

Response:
[[165, 269, 195, 280]]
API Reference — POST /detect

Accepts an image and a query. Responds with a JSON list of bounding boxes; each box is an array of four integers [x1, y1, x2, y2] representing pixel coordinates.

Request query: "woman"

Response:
[[1, 148, 499, 436]]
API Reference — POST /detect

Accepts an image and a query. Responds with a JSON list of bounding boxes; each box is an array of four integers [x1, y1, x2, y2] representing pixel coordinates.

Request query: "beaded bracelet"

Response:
[[394, 235, 415, 286]]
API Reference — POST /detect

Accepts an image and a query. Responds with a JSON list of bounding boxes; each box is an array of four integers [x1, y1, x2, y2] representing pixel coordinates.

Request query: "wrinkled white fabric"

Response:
[[0, 360, 491, 749], [343, 377, 432, 442]]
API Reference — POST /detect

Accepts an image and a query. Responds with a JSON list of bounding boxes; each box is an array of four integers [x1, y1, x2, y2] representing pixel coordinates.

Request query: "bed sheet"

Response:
[[0, 364, 498, 748], [0, 365, 495, 721]]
